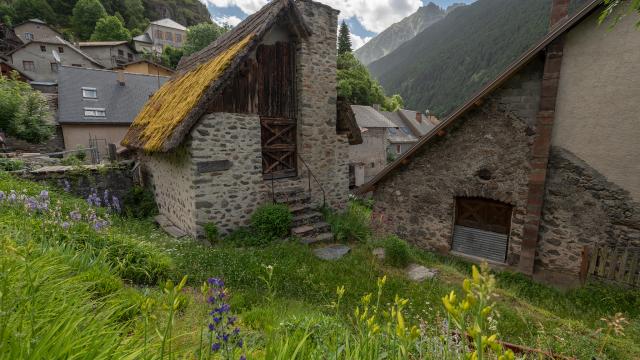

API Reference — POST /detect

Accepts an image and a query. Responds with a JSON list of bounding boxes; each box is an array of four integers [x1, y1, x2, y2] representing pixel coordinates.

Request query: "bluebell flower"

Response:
[[211, 343, 221, 352], [208, 323, 215, 331], [70, 210, 82, 221], [239, 355, 246, 360], [0, 190, 4, 202], [61, 221, 70, 229]]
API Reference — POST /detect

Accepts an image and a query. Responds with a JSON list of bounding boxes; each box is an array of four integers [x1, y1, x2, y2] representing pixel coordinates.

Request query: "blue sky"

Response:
[[204, 0, 475, 48]]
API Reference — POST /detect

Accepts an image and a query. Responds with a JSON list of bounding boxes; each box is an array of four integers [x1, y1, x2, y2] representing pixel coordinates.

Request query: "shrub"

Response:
[[123, 186, 157, 219], [203, 222, 219, 245], [0, 158, 24, 171], [382, 235, 411, 268], [250, 203, 292, 241], [325, 201, 372, 242]]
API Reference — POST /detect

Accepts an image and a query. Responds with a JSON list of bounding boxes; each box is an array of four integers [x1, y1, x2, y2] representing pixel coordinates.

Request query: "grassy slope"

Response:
[[1, 172, 639, 359]]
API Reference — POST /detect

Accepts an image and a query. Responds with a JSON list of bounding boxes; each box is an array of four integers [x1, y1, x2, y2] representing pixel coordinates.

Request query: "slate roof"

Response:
[[57, 66, 169, 125], [357, 0, 603, 194], [150, 19, 187, 31], [399, 109, 437, 136], [122, 0, 312, 152], [7, 36, 104, 68], [78, 41, 129, 47], [133, 33, 152, 44], [351, 105, 396, 128]]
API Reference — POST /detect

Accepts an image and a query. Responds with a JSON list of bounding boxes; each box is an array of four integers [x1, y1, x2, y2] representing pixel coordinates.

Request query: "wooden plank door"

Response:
[[261, 116, 297, 179]]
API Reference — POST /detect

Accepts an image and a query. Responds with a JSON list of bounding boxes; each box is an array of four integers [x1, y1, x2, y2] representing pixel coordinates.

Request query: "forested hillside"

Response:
[[369, 0, 590, 117], [0, 0, 210, 35]]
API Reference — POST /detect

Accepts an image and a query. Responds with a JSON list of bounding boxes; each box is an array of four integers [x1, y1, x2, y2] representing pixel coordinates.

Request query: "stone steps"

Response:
[[292, 211, 324, 227], [276, 188, 334, 246]]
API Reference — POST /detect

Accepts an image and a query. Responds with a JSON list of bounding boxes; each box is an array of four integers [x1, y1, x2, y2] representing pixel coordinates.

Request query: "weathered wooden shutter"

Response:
[[452, 198, 512, 263], [260, 117, 297, 179]]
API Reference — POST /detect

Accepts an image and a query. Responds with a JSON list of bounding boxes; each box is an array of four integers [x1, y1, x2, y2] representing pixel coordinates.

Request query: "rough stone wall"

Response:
[[5, 125, 65, 154], [372, 59, 542, 265], [190, 113, 267, 236], [143, 150, 196, 235], [295, 0, 349, 208], [536, 147, 640, 274]]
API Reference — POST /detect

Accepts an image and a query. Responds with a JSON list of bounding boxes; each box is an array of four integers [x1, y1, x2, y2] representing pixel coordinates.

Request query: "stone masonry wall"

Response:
[[536, 147, 640, 274], [372, 58, 543, 266], [295, 0, 350, 208], [144, 150, 196, 236], [190, 113, 267, 236]]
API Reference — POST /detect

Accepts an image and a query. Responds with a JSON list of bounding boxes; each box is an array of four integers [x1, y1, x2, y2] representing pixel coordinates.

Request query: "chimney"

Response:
[[549, 0, 570, 29], [415, 112, 422, 123], [116, 70, 125, 86]]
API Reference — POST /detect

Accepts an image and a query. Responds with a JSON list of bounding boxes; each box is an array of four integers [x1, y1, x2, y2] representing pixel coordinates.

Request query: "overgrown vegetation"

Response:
[[1, 172, 639, 359], [250, 203, 292, 242], [382, 234, 411, 268], [324, 201, 372, 242], [122, 185, 157, 219], [0, 73, 52, 144], [0, 158, 24, 171]]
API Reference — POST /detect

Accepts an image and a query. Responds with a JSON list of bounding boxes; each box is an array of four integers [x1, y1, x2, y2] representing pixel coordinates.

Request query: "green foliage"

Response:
[[122, 185, 157, 219], [324, 200, 372, 242], [90, 15, 131, 41], [141, 0, 212, 27], [0, 158, 24, 171], [382, 235, 411, 268], [599, 0, 640, 28], [250, 203, 292, 241], [11, 0, 55, 24], [0, 73, 53, 144], [203, 222, 219, 245], [0, 3, 16, 25], [72, 0, 107, 40], [338, 20, 352, 55], [122, 0, 146, 30], [161, 45, 184, 69], [337, 52, 403, 111], [183, 22, 227, 56]]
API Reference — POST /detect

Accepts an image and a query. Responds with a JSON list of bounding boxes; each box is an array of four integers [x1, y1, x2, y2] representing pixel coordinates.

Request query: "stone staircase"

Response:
[[274, 187, 334, 245]]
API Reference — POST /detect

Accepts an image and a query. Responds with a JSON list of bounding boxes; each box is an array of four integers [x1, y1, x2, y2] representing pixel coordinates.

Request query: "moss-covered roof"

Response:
[[121, 0, 311, 152]]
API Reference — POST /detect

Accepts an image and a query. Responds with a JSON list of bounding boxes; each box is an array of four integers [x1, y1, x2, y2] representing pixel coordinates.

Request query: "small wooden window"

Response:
[[22, 61, 35, 71], [50, 62, 58, 73], [40, 45, 46, 52], [58, 47, 64, 53]]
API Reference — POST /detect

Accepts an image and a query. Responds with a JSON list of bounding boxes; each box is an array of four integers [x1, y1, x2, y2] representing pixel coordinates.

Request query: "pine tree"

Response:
[[337, 21, 352, 55]]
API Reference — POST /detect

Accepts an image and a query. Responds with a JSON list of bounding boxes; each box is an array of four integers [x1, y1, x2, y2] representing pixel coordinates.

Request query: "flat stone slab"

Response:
[[154, 214, 171, 228], [313, 244, 351, 261], [164, 225, 187, 239], [372, 247, 385, 260], [406, 264, 438, 282]]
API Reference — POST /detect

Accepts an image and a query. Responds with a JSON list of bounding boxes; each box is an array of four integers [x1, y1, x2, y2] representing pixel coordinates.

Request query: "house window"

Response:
[[24, 32, 34, 41], [58, 47, 64, 53], [127, 53, 133, 61], [84, 107, 106, 117], [370, 162, 375, 168], [118, 49, 124, 57], [175, 33, 182, 43], [22, 61, 35, 72], [155, 30, 162, 39], [40, 45, 46, 52], [82, 87, 97, 99], [50, 62, 58, 73], [165, 32, 173, 41], [396, 144, 401, 154]]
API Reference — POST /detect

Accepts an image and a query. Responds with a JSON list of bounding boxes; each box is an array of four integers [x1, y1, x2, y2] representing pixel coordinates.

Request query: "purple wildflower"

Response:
[[111, 196, 121, 213], [39, 190, 49, 201], [70, 210, 82, 221], [0, 190, 5, 202], [8, 190, 16, 203], [61, 221, 70, 229], [240, 355, 246, 360], [211, 343, 221, 352]]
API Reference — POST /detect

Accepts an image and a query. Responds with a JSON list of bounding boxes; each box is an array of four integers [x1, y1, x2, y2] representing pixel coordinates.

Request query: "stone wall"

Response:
[[349, 128, 387, 182], [372, 58, 542, 266], [5, 125, 65, 154], [536, 147, 640, 274], [295, 0, 349, 208], [143, 150, 196, 235], [190, 113, 267, 236]]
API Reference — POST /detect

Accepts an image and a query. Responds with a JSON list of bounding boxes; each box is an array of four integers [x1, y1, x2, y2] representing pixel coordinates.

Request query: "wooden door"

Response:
[[261, 116, 296, 179], [452, 197, 513, 263]]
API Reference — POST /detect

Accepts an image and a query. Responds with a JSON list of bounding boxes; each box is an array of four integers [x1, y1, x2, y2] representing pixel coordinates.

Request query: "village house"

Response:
[[113, 59, 175, 77], [133, 18, 187, 54], [358, 0, 640, 284], [123, 0, 360, 239], [7, 36, 103, 83], [78, 41, 138, 68], [58, 66, 168, 158], [13, 19, 59, 43]]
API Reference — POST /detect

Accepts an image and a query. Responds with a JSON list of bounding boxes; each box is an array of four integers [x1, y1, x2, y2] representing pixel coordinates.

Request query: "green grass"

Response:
[[2, 172, 639, 359]]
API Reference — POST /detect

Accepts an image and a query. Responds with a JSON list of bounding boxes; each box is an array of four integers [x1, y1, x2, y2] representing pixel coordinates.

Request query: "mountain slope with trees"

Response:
[[369, 0, 589, 117]]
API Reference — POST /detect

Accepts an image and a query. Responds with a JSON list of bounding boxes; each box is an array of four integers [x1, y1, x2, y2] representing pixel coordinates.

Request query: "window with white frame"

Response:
[[84, 107, 105, 117], [82, 87, 97, 99], [24, 32, 34, 41]]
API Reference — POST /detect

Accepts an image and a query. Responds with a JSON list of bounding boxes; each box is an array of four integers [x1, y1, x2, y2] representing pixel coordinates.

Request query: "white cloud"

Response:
[[205, 0, 268, 14], [201, 0, 424, 34], [212, 15, 243, 26], [350, 33, 371, 50]]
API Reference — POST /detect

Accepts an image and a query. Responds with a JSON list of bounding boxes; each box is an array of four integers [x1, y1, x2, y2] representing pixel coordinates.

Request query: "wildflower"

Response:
[[8, 190, 16, 202], [0, 190, 5, 202], [211, 343, 221, 352], [39, 190, 49, 201], [69, 210, 82, 221], [112, 196, 121, 213], [63, 179, 71, 192], [61, 221, 70, 229]]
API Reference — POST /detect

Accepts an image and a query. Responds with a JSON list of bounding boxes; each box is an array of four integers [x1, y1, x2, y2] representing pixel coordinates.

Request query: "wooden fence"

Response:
[[580, 245, 640, 287]]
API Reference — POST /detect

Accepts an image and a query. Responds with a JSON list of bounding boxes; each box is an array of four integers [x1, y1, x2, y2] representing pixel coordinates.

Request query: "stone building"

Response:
[[358, 0, 640, 284], [123, 0, 360, 238], [78, 41, 138, 68], [133, 19, 187, 54], [13, 19, 60, 43]]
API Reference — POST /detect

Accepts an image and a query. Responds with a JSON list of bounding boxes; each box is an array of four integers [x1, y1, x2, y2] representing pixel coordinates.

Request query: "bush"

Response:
[[0, 158, 24, 171], [122, 186, 157, 219], [325, 201, 372, 242], [382, 235, 411, 268], [203, 222, 219, 245], [250, 204, 292, 241]]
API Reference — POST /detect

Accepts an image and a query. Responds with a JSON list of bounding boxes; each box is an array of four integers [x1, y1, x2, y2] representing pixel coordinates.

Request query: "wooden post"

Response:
[[579, 245, 591, 284]]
